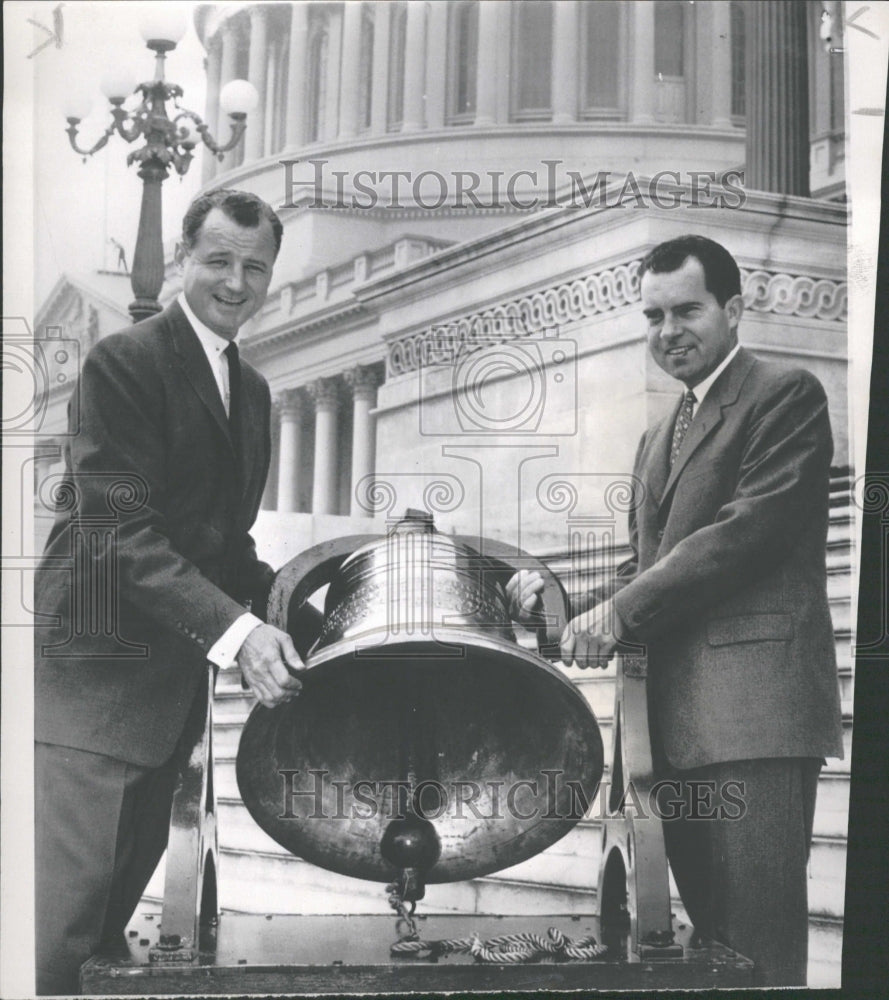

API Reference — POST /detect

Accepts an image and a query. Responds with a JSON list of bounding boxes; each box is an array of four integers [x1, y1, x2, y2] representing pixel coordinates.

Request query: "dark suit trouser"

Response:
[[35, 742, 178, 995], [659, 756, 821, 987]]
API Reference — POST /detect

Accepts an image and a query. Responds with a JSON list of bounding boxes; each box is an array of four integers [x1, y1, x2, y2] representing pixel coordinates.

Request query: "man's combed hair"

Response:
[[638, 234, 741, 306], [181, 188, 284, 257]]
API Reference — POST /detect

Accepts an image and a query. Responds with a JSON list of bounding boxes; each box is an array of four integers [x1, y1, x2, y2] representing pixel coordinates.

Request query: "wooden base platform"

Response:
[[82, 912, 753, 993]]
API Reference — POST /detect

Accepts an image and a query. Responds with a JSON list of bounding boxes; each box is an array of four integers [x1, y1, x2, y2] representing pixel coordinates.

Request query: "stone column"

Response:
[[402, 0, 426, 131], [308, 378, 340, 515], [475, 0, 498, 126], [552, 0, 579, 124], [425, 1, 447, 128], [277, 390, 306, 512], [245, 6, 268, 161], [219, 20, 240, 170], [370, 0, 390, 133], [344, 366, 381, 517], [630, 0, 655, 124], [745, 1, 810, 196], [710, 0, 732, 128], [339, 0, 364, 139], [202, 36, 222, 183], [285, 2, 309, 147]]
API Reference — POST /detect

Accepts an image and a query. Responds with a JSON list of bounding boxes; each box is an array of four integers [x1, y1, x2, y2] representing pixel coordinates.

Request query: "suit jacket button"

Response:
[[197, 637, 206, 647], [657, 529, 664, 540]]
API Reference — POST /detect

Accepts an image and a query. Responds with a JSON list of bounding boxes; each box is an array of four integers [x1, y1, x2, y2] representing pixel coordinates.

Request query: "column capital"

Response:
[[307, 376, 342, 410], [276, 387, 308, 417], [344, 364, 382, 400], [248, 4, 268, 22]]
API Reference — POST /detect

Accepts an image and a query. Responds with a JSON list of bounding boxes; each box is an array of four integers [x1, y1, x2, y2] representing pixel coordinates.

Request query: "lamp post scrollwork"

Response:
[[64, 12, 259, 323]]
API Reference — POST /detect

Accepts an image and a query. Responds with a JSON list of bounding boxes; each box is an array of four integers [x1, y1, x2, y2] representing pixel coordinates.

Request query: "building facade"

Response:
[[35, 1, 851, 986]]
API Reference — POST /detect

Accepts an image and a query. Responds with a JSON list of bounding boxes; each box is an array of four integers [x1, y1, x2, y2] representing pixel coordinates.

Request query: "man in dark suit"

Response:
[[510, 235, 844, 985], [34, 189, 303, 994]]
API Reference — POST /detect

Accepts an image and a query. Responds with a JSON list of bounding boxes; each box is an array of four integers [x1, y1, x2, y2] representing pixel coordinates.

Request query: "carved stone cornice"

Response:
[[741, 269, 846, 322], [387, 261, 640, 376], [386, 261, 848, 376]]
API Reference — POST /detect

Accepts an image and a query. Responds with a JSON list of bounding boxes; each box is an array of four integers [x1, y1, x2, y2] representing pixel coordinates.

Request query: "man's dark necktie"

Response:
[[224, 341, 241, 449], [669, 389, 697, 467]]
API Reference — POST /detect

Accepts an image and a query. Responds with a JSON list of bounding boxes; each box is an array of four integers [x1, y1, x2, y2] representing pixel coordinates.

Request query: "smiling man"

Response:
[[34, 189, 303, 993], [509, 234, 843, 984]]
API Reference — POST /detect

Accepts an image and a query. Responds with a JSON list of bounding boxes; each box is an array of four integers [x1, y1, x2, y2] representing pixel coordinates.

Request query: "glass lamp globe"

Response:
[[138, 9, 187, 48], [63, 92, 92, 122], [219, 80, 260, 116], [100, 69, 138, 103]]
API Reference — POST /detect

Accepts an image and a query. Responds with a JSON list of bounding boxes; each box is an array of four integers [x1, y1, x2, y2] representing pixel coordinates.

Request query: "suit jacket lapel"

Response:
[[236, 366, 265, 491], [645, 400, 678, 509], [658, 348, 756, 511], [164, 301, 236, 456]]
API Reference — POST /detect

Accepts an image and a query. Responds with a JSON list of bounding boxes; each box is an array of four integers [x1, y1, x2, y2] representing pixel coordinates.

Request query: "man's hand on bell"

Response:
[[237, 624, 305, 708], [560, 601, 618, 669], [505, 569, 546, 623]]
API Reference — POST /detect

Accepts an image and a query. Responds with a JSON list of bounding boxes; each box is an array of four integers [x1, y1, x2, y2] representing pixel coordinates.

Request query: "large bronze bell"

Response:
[[236, 510, 603, 901]]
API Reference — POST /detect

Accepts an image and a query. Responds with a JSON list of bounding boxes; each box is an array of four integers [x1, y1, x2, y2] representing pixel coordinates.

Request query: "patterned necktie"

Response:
[[223, 342, 241, 443], [669, 390, 697, 467]]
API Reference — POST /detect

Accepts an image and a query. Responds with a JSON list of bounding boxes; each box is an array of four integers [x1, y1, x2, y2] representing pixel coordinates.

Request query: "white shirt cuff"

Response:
[[207, 612, 263, 669]]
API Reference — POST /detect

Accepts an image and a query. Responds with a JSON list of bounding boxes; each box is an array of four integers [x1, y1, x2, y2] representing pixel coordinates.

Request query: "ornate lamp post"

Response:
[[63, 10, 259, 323]]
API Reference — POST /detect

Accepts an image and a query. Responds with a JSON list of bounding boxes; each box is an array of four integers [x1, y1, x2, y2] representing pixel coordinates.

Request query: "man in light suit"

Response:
[[34, 189, 303, 994], [510, 234, 843, 985]]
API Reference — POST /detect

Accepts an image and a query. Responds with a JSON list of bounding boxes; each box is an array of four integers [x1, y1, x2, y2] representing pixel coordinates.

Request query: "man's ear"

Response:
[[174, 242, 187, 269], [725, 293, 744, 331]]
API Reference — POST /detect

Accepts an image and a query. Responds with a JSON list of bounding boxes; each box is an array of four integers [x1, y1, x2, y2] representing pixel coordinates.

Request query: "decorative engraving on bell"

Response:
[[237, 510, 604, 893]]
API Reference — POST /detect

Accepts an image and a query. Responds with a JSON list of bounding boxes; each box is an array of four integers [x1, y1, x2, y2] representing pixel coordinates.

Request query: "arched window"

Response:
[[358, 8, 374, 133], [307, 21, 329, 143], [730, 2, 746, 119], [581, 0, 621, 116], [512, 1, 553, 120], [448, 1, 478, 121], [387, 2, 407, 131]]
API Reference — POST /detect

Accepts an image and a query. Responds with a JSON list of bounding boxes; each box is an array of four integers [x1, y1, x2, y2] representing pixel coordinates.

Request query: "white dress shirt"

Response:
[[178, 293, 236, 416], [178, 293, 262, 668], [685, 343, 741, 415]]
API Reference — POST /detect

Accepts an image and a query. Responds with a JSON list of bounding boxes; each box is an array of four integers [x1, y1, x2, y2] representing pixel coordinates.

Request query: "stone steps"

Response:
[[207, 798, 847, 921]]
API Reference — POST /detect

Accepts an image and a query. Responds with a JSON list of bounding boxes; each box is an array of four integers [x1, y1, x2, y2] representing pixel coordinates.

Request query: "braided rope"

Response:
[[390, 926, 607, 962]]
